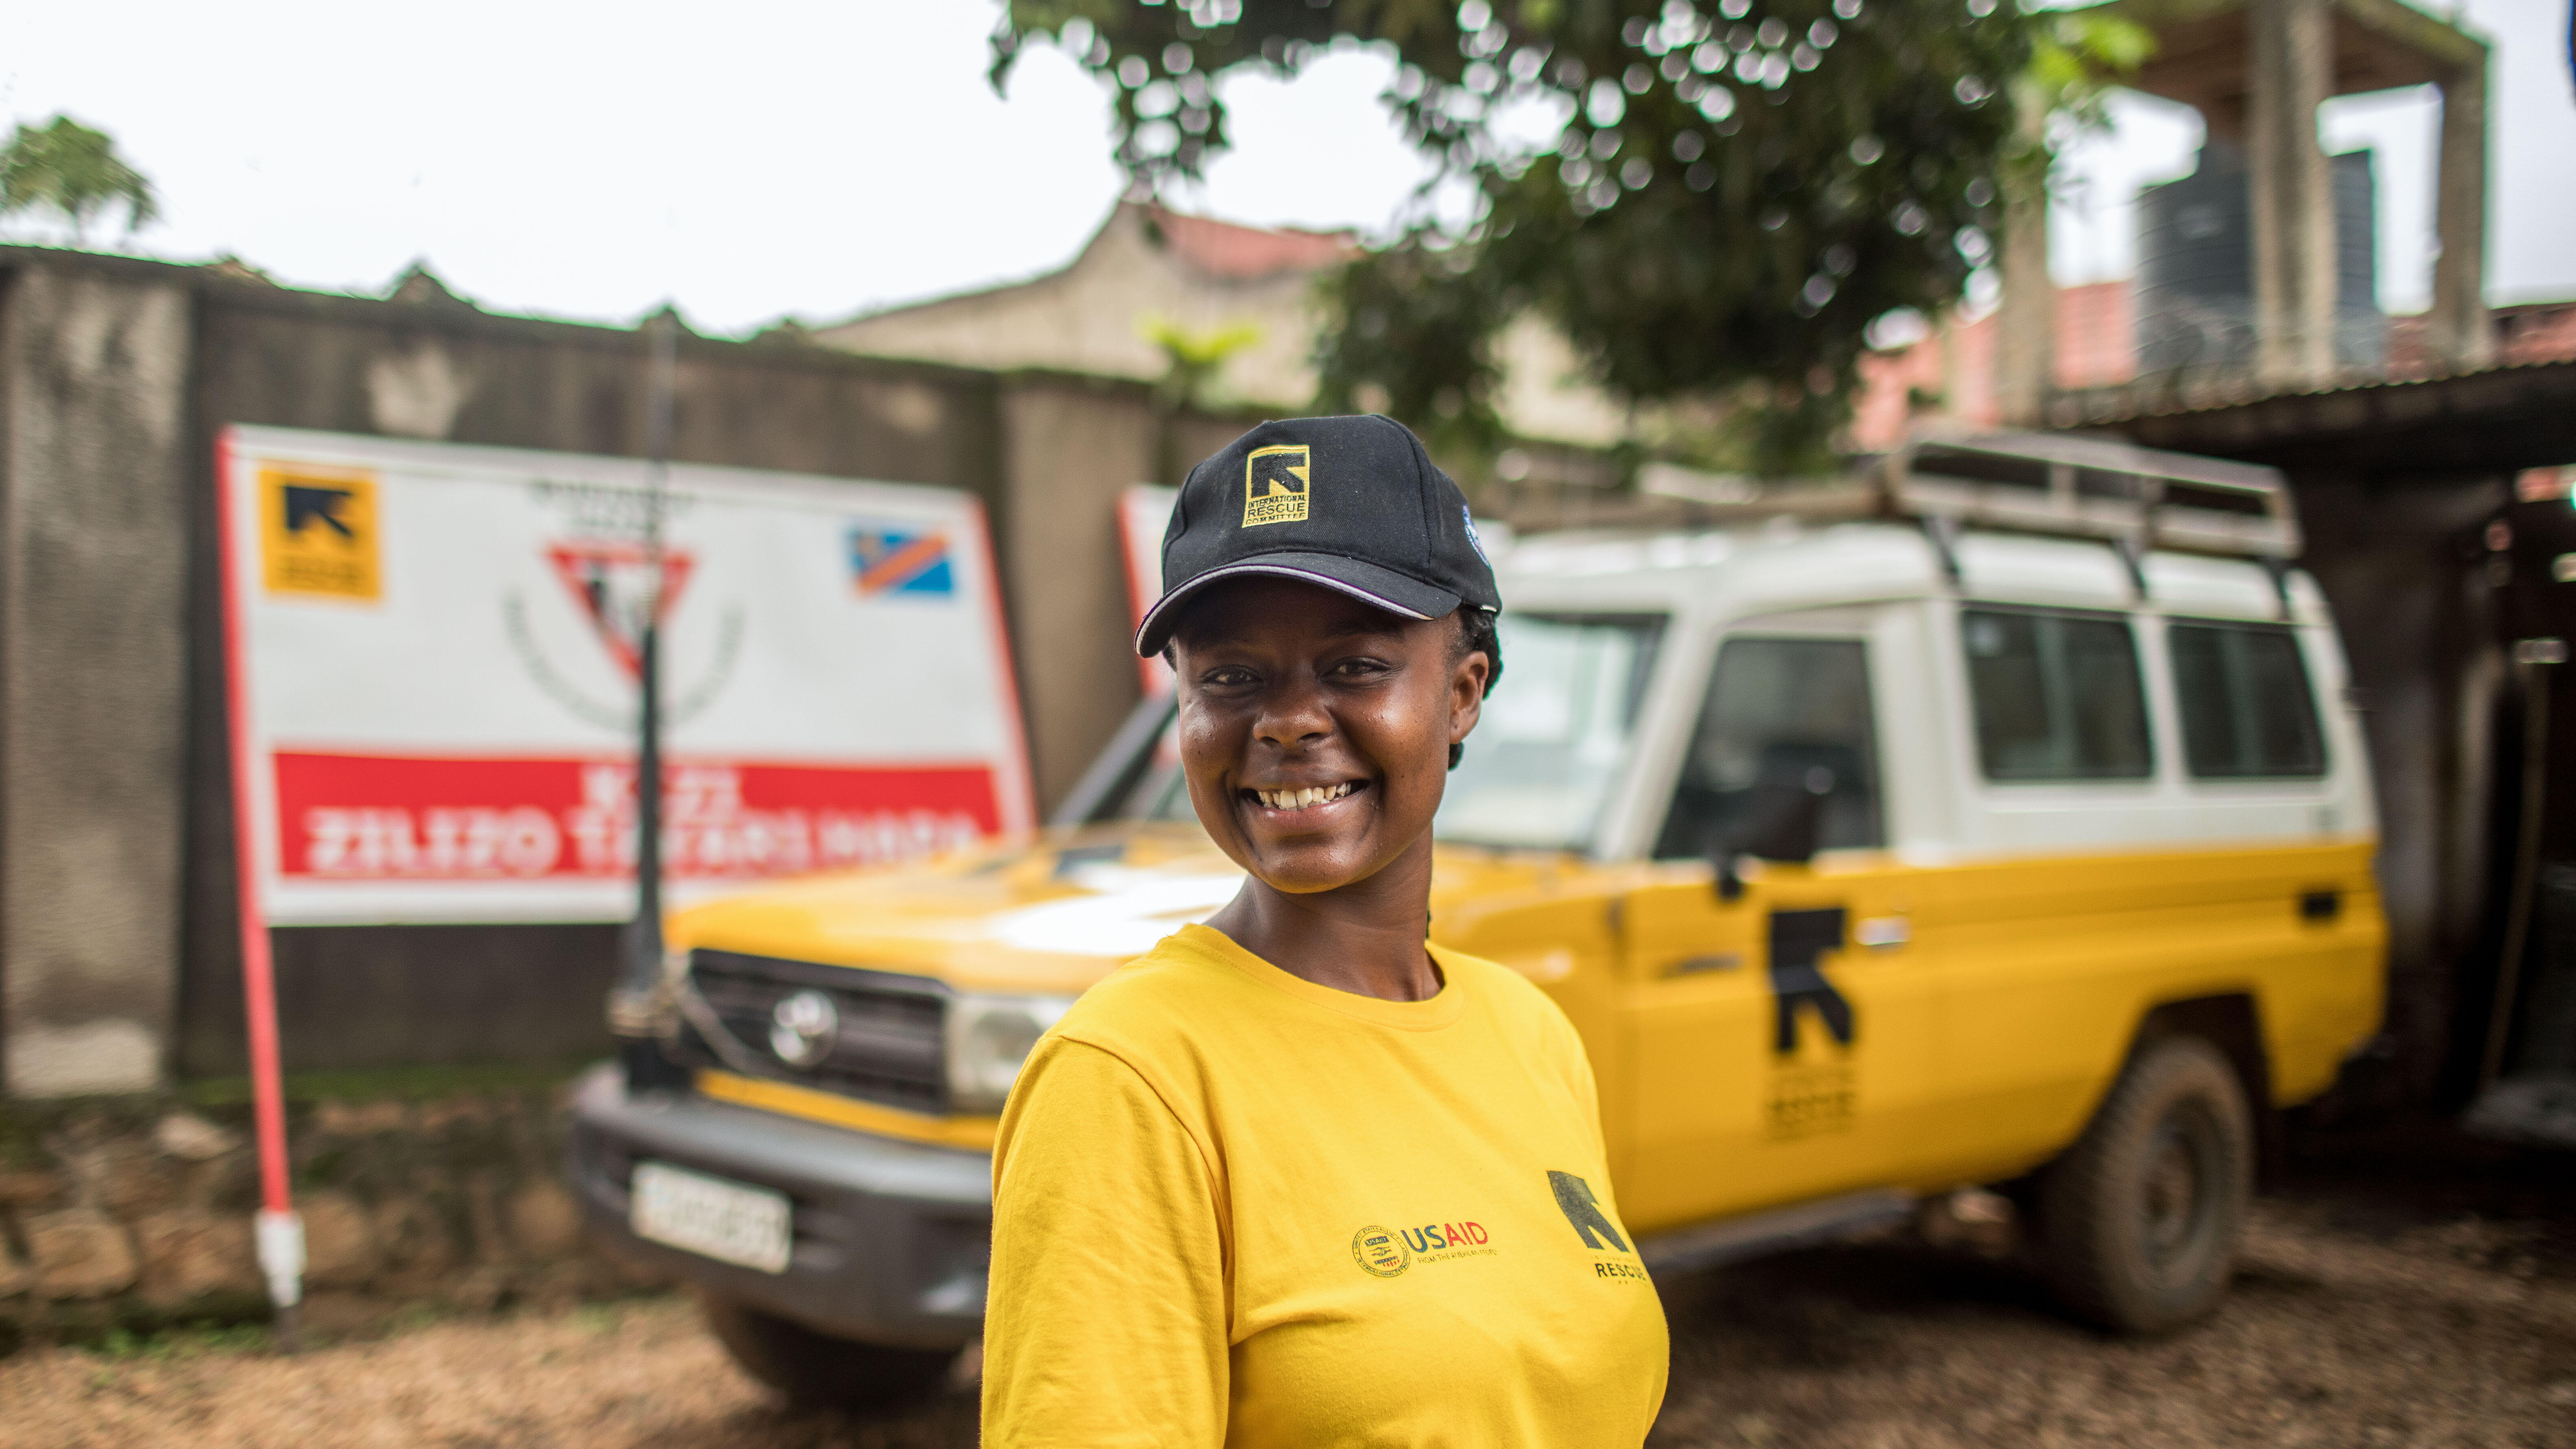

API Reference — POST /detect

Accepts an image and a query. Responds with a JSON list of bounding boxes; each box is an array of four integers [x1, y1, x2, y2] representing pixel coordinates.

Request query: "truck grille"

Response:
[[674, 949, 948, 1113]]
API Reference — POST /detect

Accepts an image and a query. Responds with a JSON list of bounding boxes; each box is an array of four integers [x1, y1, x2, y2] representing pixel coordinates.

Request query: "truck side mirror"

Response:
[[1710, 766, 1835, 900]]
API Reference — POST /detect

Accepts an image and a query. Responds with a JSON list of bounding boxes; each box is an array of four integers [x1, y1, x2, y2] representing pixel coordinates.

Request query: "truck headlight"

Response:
[[945, 995, 1075, 1115]]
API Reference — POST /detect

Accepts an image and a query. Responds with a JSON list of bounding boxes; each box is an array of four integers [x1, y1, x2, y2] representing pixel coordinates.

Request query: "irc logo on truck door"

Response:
[[1764, 907, 1859, 1140]]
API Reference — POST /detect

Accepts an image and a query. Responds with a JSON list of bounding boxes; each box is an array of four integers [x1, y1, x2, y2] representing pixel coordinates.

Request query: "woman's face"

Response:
[[1170, 577, 1488, 896]]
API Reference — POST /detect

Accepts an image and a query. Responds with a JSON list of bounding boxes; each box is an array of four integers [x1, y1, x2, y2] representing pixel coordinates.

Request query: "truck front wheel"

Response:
[[2036, 1035, 2253, 1334], [700, 1292, 959, 1411]]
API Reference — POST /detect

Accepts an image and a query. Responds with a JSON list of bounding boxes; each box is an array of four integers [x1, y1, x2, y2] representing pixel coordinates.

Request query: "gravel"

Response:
[[4, 1125, 2569, 1448]]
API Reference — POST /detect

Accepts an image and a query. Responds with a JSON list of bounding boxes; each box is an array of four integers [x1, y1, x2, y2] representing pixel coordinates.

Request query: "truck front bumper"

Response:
[[565, 1062, 990, 1350]]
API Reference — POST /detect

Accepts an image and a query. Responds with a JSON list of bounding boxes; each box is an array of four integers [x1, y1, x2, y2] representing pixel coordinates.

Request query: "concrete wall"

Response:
[[0, 265, 196, 1096], [992, 379, 1156, 810], [2294, 471, 2511, 1102], [0, 246, 1257, 1091]]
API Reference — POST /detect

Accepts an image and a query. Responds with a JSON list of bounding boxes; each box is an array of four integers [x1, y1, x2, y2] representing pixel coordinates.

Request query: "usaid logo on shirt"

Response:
[[1349, 1219, 1494, 1277]]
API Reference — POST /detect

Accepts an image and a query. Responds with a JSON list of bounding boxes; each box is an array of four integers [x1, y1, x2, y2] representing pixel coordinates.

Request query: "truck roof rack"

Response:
[[1640, 427, 2301, 560], [1884, 426, 2299, 560]]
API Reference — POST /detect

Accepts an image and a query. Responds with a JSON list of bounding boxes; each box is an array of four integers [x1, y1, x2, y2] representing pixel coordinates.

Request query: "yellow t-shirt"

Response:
[[983, 922, 1669, 1447]]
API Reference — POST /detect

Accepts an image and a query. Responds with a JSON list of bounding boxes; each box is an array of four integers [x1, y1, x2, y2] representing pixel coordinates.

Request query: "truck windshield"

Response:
[[1111, 612, 1664, 853], [1435, 613, 1666, 852]]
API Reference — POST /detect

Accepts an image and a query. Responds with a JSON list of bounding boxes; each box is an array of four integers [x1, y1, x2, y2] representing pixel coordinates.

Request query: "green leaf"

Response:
[[0, 114, 159, 244]]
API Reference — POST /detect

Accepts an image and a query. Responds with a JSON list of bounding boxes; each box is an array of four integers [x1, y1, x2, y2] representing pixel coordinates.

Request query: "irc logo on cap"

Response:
[[1243, 444, 1312, 527]]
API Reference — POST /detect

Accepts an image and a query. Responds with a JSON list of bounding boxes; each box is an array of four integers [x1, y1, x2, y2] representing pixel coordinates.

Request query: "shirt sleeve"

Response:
[[983, 1036, 1229, 1448], [1563, 1016, 1610, 1165], [1529, 981, 1609, 1164]]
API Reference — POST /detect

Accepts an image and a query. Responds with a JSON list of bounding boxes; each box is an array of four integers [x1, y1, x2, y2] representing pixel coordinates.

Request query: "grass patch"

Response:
[[182, 1059, 599, 1109], [89, 1322, 274, 1361]]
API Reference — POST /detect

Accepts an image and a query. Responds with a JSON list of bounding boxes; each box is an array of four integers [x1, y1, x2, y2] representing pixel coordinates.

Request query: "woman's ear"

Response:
[[1447, 648, 1489, 766]]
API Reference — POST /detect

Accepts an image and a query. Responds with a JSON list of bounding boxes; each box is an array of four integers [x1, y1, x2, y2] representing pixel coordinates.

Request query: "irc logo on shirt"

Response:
[[1351, 1224, 1410, 1277], [1547, 1170, 1632, 1254], [1243, 445, 1311, 527]]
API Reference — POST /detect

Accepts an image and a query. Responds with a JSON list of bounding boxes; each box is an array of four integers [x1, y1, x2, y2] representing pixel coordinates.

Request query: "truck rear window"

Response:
[[2168, 621, 2327, 778], [1962, 607, 2154, 781]]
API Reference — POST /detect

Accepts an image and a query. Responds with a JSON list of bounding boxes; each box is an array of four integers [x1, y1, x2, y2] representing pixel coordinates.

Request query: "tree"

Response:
[[996, 1, 2137, 474], [0, 115, 159, 247], [1141, 313, 1268, 482], [1140, 313, 1267, 414]]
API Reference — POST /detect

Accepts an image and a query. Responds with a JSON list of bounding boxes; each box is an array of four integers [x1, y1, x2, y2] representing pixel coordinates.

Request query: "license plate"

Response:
[[630, 1161, 793, 1273]]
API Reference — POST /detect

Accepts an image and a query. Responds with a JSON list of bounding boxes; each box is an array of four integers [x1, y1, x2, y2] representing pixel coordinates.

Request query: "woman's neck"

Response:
[[1205, 836, 1442, 1002]]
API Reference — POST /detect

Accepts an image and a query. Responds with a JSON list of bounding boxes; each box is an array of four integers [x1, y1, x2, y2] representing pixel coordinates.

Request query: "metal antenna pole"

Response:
[[613, 307, 686, 1089]]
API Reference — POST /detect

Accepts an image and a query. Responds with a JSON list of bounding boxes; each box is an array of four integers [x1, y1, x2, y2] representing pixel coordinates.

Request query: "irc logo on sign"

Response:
[[261, 469, 380, 601], [847, 526, 953, 597], [1242, 444, 1311, 527]]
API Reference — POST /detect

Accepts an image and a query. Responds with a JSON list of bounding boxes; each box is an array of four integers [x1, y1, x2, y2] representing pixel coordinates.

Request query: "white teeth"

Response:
[[1258, 783, 1355, 810]]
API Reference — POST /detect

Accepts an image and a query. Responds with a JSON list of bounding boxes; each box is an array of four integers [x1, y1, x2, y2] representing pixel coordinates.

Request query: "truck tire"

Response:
[[2036, 1034, 2253, 1334], [699, 1293, 958, 1411]]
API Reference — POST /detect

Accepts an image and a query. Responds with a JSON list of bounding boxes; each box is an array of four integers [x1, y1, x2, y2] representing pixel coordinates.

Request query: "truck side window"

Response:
[[1653, 637, 1883, 859], [2168, 621, 2326, 777], [1962, 608, 2153, 780]]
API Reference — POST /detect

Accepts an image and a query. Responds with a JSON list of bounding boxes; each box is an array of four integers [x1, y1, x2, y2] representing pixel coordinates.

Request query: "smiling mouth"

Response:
[[1246, 781, 1365, 812]]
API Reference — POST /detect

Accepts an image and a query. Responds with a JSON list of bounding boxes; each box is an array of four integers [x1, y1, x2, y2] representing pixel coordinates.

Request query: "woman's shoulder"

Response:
[[1049, 926, 1250, 1057], [1433, 947, 1586, 1050]]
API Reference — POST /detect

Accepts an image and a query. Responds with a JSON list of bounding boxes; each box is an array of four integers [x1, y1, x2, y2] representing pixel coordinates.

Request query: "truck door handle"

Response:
[[2299, 888, 2341, 922], [1853, 916, 1910, 949]]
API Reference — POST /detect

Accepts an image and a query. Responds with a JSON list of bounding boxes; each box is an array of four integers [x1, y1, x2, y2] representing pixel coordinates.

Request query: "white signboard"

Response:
[[219, 426, 1033, 925], [1118, 484, 1178, 697]]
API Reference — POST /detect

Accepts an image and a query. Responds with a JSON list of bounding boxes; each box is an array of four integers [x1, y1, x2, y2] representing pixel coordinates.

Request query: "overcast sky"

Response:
[[5, 0, 2569, 335]]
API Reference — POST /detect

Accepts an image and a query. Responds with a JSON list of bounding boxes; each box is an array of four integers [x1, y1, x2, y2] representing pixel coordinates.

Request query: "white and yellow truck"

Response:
[[569, 430, 2386, 1406]]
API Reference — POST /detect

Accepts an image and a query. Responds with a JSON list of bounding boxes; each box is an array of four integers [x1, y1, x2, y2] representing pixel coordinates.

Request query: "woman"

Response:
[[983, 415, 1668, 1446]]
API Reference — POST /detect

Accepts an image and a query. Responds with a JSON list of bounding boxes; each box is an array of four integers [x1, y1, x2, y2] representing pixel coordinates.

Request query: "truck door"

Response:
[[1616, 629, 1935, 1233]]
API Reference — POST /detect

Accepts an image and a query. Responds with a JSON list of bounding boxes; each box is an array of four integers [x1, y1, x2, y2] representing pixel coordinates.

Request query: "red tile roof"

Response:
[[2383, 302, 2576, 379], [1143, 205, 1358, 280], [2497, 300, 2576, 367], [1850, 284, 2576, 451]]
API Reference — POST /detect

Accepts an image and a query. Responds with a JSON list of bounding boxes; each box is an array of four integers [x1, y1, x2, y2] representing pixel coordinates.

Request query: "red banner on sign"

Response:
[[272, 752, 998, 882]]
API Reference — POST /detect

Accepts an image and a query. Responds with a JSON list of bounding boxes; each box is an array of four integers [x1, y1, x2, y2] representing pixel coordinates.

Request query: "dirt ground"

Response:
[[4, 1124, 2571, 1449]]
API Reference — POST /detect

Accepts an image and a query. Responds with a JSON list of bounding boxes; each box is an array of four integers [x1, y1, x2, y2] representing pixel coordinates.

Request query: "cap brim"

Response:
[[1135, 553, 1465, 657]]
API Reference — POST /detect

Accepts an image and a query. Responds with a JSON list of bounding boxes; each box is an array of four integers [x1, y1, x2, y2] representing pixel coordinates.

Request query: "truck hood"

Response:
[[665, 822, 1566, 997]]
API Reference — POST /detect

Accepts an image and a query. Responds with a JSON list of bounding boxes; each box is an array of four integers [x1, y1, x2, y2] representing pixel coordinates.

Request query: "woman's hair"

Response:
[[1453, 608, 1502, 699], [1447, 608, 1501, 771]]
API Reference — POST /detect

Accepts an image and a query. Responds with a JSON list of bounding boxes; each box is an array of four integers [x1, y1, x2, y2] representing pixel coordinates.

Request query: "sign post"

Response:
[[217, 430, 305, 1350], [614, 310, 687, 1089]]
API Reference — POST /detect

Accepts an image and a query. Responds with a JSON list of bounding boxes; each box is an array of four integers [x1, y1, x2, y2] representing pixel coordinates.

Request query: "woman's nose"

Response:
[[1253, 679, 1333, 748]]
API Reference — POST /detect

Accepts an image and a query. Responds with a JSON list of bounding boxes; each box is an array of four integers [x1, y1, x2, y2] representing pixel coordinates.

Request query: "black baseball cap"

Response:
[[1135, 415, 1501, 657]]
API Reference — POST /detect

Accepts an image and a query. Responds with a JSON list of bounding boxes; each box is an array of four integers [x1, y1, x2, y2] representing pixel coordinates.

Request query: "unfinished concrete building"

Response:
[[1992, 0, 2495, 423]]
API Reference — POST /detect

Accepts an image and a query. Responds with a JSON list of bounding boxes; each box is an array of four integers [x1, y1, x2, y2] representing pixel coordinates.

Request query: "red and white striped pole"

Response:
[[216, 433, 304, 1350]]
